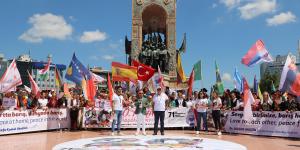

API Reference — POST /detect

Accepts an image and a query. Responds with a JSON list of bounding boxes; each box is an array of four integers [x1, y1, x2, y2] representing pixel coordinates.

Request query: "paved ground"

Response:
[[0, 130, 299, 150]]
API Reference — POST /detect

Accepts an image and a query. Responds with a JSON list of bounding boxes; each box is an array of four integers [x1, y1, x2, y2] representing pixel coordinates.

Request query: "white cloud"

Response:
[[102, 55, 114, 61], [19, 13, 73, 43], [220, 0, 240, 9], [222, 73, 233, 83], [79, 30, 107, 43], [266, 11, 296, 26], [238, 0, 277, 20]]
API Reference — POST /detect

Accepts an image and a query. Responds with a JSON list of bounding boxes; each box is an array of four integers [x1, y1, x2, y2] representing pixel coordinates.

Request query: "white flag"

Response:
[[243, 77, 254, 121], [91, 72, 106, 83], [0, 59, 22, 93]]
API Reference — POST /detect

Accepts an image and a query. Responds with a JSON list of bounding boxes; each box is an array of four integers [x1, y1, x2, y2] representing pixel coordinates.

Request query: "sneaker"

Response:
[[142, 132, 147, 136], [152, 133, 157, 135], [217, 131, 222, 136], [196, 131, 200, 135], [161, 132, 165, 135], [205, 131, 209, 135], [111, 132, 115, 136], [135, 132, 139, 136]]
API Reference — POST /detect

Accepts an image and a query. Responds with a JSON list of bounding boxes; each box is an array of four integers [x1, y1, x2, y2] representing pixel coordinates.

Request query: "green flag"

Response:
[[215, 60, 224, 96], [193, 60, 202, 80]]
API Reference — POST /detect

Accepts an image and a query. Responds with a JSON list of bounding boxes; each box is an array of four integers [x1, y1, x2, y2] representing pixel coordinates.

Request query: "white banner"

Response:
[[0, 108, 70, 135], [82, 107, 193, 128], [224, 111, 300, 138]]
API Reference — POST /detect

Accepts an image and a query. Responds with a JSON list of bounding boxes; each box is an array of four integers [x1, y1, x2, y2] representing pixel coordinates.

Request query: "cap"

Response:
[[157, 86, 162, 89]]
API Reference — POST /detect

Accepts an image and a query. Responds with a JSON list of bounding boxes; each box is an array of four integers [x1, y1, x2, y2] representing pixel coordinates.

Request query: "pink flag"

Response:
[[28, 71, 40, 95], [157, 65, 165, 88], [0, 59, 22, 93], [242, 77, 254, 121]]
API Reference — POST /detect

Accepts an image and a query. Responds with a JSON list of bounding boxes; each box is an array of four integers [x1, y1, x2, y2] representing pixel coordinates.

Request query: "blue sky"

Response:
[[0, 0, 300, 90]]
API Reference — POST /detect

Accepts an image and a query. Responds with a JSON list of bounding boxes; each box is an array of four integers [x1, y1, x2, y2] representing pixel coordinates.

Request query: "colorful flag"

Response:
[[178, 33, 186, 53], [177, 53, 186, 83], [132, 60, 155, 81], [28, 71, 40, 96], [187, 69, 195, 98], [279, 55, 300, 96], [253, 75, 258, 93], [65, 53, 95, 101], [39, 59, 51, 81], [107, 73, 113, 107], [55, 68, 63, 88], [65, 53, 90, 85], [193, 60, 202, 81], [241, 40, 273, 67], [243, 77, 254, 121], [63, 83, 71, 98], [112, 62, 138, 82], [233, 67, 243, 92], [257, 83, 263, 100], [215, 60, 224, 96], [0, 59, 22, 93]]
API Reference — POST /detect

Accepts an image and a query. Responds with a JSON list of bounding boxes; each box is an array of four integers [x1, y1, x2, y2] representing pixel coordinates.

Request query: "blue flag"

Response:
[[65, 53, 91, 85], [233, 67, 243, 92]]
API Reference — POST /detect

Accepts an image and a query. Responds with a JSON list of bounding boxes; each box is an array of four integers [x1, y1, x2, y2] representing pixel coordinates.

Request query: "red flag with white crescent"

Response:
[[132, 60, 155, 81]]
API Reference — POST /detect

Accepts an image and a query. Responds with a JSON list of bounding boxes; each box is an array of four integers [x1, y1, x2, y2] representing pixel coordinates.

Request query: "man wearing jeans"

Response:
[[111, 86, 124, 136], [152, 86, 168, 135]]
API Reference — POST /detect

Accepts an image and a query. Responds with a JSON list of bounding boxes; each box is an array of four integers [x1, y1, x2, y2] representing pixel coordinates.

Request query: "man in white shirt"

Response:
[[111, 86, 124, 136], [152, 86, 168, 135]]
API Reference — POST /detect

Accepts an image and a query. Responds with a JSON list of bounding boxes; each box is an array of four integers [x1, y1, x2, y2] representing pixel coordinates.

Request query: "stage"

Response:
[[0, 130, 299, 150]]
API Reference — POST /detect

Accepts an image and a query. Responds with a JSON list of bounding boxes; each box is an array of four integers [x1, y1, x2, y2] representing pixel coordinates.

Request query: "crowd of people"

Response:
[[1, 85, 300, 135]]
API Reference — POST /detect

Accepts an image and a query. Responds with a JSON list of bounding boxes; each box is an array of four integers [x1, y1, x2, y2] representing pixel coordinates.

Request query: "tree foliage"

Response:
[[259, 71, 279, 94]]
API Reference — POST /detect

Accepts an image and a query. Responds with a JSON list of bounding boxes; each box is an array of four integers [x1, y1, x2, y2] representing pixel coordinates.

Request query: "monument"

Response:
[[125, 0, 187, 88]]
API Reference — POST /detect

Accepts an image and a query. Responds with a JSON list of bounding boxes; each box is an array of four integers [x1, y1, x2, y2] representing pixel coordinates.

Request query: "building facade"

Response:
[[15, 54, 66, 91], [260, 54, 298, 79]]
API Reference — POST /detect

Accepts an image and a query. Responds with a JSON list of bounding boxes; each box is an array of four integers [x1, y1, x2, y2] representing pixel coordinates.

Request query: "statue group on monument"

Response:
[[138, 32, 170, 73]]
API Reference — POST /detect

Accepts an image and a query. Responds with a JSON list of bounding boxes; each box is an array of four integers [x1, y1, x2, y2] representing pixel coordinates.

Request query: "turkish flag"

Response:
[[132, 60, 155, 81]]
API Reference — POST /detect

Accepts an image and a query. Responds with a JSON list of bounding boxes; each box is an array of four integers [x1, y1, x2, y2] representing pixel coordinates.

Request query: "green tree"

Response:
[[259, 71, 279, 94]]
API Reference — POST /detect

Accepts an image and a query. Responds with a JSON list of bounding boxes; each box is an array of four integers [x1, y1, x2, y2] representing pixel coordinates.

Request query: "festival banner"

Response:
[[224, 111, 300, 138], [0, 108, 70, 135]]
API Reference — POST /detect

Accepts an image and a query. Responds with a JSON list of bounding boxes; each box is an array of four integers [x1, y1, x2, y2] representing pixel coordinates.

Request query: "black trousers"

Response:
[[212, 110, 221, 130], [154, 111, 165, 134], [70, 108, 79, 130]]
